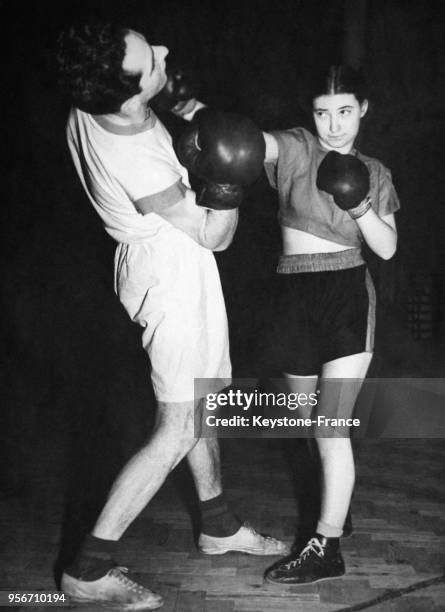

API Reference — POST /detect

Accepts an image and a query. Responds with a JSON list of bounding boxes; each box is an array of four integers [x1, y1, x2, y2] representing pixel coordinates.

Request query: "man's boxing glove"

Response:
[[176, 109, 265, 210], [317, 151, 371, 219], [150, 62, 198, 113], [196, 182, 244, 210]]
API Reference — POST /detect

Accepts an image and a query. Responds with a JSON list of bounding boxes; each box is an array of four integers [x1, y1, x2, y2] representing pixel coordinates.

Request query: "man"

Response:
[[57, 22, 287, 610]]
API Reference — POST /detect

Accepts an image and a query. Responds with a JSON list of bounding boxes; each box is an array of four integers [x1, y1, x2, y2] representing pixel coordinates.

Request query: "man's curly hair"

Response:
[[57, 22, 143, 114]]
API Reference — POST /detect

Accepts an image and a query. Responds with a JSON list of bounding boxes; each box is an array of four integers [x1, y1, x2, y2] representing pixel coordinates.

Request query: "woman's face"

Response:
[[312, 93, 368, 154]]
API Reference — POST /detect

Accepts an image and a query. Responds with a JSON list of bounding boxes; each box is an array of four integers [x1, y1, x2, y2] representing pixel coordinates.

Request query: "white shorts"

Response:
[[114, 226, 231, 403]]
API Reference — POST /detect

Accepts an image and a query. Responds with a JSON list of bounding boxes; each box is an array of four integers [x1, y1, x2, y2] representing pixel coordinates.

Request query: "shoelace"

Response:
[[283, 538, 325, 570], [244, 522, 280, 543], [112, 566, 149, 594]]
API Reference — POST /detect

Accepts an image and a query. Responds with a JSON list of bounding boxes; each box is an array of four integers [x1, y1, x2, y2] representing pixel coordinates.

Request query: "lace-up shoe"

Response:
[[61, 566, 163, 610], [265, 535, 345, 584], [199, 521, 289, 555]]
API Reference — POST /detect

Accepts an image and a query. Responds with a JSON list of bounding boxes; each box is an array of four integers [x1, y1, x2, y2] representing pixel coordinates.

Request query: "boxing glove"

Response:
[[150, 62, 198, 113], [197, 182, 244, 210], [317, 151, 371, 219], [176, 109, 265, 209]]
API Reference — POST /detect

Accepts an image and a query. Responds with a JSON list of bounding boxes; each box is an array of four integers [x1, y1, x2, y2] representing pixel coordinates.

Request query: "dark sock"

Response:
[[200, 493, 242, 537], [314, 533, 340, 555], [65, 534, 117, 581]]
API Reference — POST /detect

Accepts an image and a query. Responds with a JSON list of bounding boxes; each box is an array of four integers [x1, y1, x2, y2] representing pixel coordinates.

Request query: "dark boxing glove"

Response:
[[316, 151, 371, 219], [197, 182, 244, 210], [176, 109, 265, 210], [150, 62, 198, 113]]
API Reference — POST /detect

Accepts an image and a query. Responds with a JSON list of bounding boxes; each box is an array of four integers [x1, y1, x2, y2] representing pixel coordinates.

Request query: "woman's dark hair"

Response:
[[306, 64, 368, 108], [57, 22, 143, 114]]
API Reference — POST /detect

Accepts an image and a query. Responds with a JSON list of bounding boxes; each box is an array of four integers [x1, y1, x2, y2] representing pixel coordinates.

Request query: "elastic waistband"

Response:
[[277, 249, 365, 273]]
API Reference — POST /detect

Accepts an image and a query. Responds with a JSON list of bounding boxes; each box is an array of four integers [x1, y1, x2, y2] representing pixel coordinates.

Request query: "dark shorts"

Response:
[[269, 250, 376, 376]]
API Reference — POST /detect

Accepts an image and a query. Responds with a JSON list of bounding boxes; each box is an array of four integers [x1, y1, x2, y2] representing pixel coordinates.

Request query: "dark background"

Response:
[[1, 0, 444, 568]]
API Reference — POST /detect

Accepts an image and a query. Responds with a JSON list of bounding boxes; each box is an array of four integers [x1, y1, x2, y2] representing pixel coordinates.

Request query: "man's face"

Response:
[[122, 30, 168, 105], [313, 93, 368, 154]]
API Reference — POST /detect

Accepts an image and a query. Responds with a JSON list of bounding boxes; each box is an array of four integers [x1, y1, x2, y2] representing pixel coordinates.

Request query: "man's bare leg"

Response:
[[186, 436, 243, 538], [186, 436, 222, 502], [186, 416, 288, 555], [92, 400, 198, 540], [61, 400, 198, 608]]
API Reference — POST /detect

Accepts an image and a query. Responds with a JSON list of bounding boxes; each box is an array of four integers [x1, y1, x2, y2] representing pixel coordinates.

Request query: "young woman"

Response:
[[262, 65, 400, 585]]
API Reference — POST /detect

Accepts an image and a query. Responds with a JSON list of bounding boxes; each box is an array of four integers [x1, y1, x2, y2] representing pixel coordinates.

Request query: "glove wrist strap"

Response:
[[197, 183, 242, 210], [348, 196, 372, 219]]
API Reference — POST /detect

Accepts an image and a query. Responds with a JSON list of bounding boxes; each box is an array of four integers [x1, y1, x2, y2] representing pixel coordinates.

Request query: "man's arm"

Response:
[[136, 188, 238, 251]]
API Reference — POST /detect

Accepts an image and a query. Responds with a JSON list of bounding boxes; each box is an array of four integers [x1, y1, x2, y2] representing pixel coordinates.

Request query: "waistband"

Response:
[[277, 248, 365, 273]]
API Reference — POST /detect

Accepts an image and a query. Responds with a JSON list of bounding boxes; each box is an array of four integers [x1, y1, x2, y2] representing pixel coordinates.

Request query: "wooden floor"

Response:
[[1, 435, 444, 612]]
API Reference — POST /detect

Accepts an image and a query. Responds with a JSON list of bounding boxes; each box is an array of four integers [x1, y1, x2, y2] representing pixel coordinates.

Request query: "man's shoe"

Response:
[[61, 566, 163, 610], [264, 535, 345, 585], [198, 522, 289, 556]]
